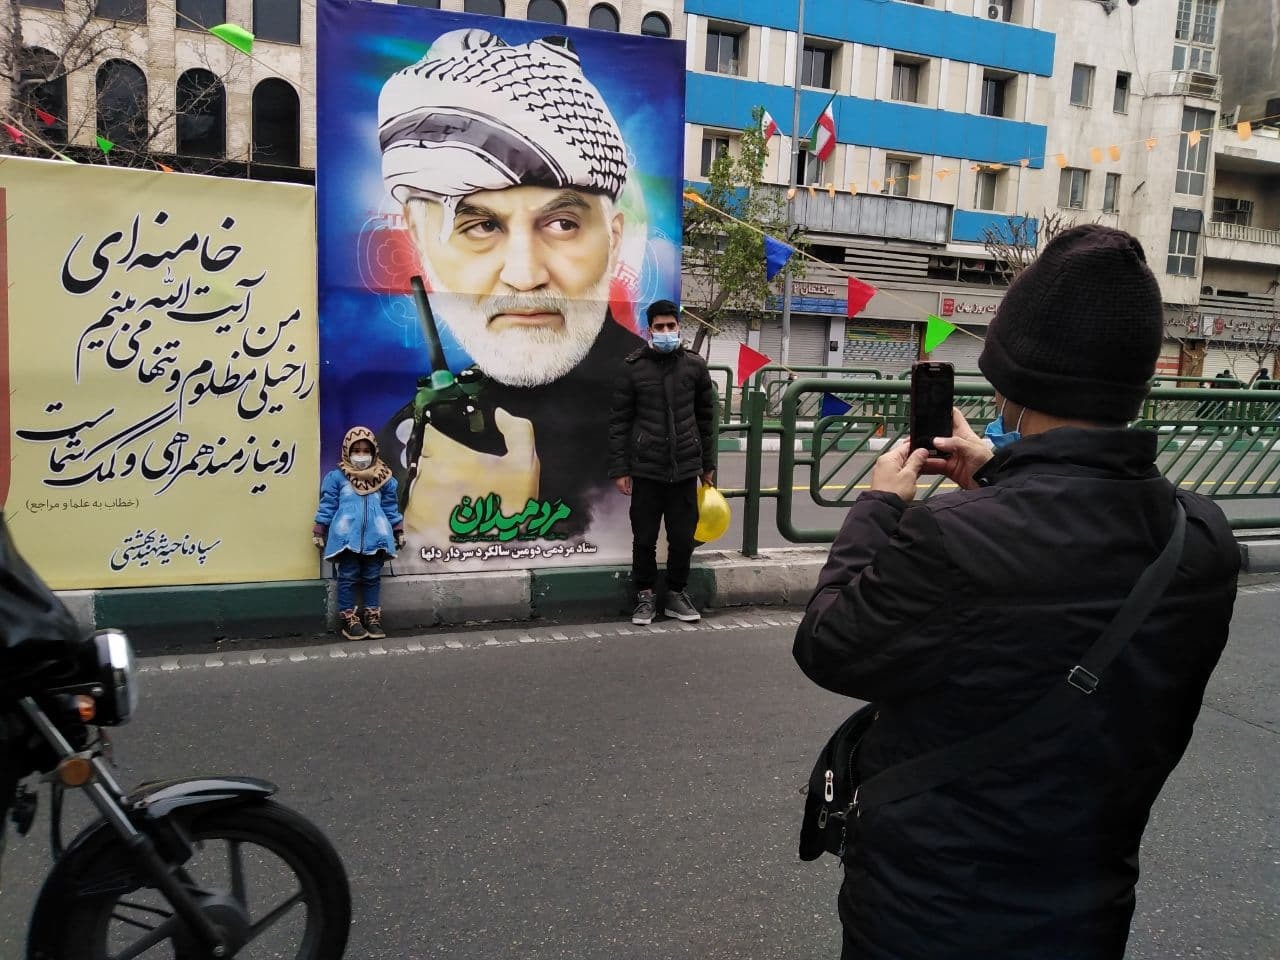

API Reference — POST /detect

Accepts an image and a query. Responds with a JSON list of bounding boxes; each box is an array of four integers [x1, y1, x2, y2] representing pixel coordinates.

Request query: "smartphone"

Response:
[[909, 361, 954, 456]]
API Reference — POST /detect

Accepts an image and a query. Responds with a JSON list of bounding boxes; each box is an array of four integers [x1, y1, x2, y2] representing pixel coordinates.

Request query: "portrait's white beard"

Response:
[[421, 264, 612, 387]]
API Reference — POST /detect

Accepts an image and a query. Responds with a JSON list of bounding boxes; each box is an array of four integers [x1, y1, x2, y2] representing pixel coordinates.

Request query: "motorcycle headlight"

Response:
[[91, 629, 138, 725]]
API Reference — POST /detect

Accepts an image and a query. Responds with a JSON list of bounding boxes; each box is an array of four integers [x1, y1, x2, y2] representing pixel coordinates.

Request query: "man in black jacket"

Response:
[[609, 300, 716, 625], [794, 225, 1238, 960]]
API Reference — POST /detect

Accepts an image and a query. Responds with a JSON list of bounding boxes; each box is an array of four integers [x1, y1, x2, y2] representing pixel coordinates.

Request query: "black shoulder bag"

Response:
[[799, 501, 1187, 862]]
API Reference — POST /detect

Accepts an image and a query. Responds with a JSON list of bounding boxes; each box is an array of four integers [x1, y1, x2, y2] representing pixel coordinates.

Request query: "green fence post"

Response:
[[742, 389, 765, 557]]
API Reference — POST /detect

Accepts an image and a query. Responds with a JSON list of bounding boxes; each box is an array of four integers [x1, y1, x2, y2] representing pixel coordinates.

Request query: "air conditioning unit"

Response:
[[1187, 71, 1219, 96], [987, 3, 1007, 21]]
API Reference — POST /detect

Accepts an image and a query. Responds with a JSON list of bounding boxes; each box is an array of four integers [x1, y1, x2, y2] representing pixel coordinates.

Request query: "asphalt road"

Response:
[[2, 586, 1276, 958]]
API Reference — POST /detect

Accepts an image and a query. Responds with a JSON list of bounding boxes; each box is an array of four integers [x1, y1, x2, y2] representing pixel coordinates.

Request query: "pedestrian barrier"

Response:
[[719, 376, 1280, 555]]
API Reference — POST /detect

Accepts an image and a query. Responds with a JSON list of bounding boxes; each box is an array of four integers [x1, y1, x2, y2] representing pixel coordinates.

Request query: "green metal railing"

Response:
[[722, 377, 1280, 555]]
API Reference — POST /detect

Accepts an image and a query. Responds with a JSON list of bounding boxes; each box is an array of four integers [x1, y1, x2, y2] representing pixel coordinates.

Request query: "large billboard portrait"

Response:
[[317, 0, 685, 574]]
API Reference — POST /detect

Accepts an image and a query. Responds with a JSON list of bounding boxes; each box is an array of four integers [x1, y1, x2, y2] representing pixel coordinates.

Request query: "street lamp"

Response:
[[779, 0, 806, 366]]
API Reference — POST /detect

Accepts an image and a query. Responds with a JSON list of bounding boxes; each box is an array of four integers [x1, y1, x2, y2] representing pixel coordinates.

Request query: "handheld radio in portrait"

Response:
[[909, 361, 954, 457], [400, 275, 507, 510]]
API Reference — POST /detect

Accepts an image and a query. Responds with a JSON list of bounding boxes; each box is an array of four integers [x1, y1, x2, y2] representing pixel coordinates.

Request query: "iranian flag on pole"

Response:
[[761, 109, 779, 141], [807, 94, 837, 163]]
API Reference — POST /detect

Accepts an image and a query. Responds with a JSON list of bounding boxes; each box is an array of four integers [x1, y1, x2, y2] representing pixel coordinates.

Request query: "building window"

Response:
[[891, 58, 921, 103], [980, 71, 1010, 117], [1212, 197, 1254, 226], [95, 0, 145, 21], [641, 12, 671, 37], [527, 0, 565, 24], [802, 43, 834, 89], [974, 170, 999, 211], [1103, 173, 1121, 213], [1167, 228, 1199, 277], [705, 28, 742, 76], [1176, 106, 1214, 195], [883, 157, 913, 196], [20, 47, 67, 144], [252, 78, 300, 167], [700, 134, 730, 176], [1192, 0, 1217, 42], [96, 59, 148, 150], [1175, 0, 1192, 39], [176, 68, 225, 158], [1057, 167, 1088, 209], [399, 0, 442, 7], [1070, 64, 1094, 107], [1172, 44, 1213, 71], [588, 4, 619, 30], [465, 0, 505, 13], [254, 0, 299, 43], [795, 149, 822, 186], [20, 0, 63, 8], [175, 0, 223, 28], [1113, 72, 1130, 113]]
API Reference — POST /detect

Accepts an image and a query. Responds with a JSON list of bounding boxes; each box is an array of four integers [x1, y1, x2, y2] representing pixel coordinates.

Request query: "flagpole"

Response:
[[780, 0, 805, 367]]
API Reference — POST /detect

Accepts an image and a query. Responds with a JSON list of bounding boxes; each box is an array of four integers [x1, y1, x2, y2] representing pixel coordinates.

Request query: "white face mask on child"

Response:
[[350, 454, 373, 469]]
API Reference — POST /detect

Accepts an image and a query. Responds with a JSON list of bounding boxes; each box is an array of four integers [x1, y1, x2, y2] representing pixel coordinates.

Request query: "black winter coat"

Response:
[[608, 346, 716, 483], [793, 427, 1238, 960]]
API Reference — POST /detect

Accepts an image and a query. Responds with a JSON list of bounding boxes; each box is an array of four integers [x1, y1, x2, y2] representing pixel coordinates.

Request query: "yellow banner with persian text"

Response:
[[0, 158, 319, 589]]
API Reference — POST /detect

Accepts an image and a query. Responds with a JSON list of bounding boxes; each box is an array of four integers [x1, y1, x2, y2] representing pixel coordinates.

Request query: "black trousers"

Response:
[[630, 476, 698, 592]]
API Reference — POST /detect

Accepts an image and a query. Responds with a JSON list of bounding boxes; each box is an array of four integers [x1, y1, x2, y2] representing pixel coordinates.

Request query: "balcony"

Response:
[[1150, 69, 1221, 100], [1204, 221, 1280, 267], [769, 186, 951, 245], [1215, 123, 1280, 172]]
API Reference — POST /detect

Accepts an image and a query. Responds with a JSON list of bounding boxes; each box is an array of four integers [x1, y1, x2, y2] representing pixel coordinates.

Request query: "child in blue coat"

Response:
[[313, 426, 404, 640]]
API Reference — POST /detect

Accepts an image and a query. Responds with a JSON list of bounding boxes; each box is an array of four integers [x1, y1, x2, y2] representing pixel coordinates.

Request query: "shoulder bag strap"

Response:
[[855, 500, 1187, 813]]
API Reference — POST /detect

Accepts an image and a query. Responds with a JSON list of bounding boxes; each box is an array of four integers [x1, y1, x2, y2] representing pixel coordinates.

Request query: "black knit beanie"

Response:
[[978, 224, 1163, 422]]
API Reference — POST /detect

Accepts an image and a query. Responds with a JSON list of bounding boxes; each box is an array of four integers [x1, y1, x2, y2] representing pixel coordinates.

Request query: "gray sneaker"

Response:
[[632, 591, 657, 625], [664, 590, 701, 622]]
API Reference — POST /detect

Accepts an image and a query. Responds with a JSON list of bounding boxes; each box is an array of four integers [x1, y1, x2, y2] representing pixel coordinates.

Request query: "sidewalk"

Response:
[[57, 540, 1280, 653]]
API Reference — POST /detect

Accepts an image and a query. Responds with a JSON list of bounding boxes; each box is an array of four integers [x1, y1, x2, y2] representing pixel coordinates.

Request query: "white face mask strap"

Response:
[[1012, 406, 1026, 433]]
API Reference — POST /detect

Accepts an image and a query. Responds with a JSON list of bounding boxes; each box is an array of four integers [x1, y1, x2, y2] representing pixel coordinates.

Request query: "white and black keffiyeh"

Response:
[[378, 29, 629, 217]]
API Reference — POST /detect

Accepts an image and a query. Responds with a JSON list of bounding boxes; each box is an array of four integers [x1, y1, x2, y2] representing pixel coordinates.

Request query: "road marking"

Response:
[[136, 610, 808, 674]]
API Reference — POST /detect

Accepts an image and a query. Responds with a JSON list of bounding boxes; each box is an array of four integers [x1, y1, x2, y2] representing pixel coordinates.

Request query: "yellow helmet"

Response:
[[694, 484, 731, 545]]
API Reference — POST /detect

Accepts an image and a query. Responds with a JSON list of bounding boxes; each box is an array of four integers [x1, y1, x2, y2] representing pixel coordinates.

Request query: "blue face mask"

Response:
[[651, 331, 681, 353], [984, 401, 1024, 449]]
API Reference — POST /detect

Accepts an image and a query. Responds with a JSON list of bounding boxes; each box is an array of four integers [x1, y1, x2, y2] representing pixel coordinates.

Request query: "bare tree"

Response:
[[980, 209, 1076, 285], [2, 0, 245, 172]]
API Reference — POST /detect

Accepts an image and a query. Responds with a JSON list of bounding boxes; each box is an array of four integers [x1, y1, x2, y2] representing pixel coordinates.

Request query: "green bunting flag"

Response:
[[95, 135, 114, 155], [923, 314, 957, 353], [210, 23, 255, 56]]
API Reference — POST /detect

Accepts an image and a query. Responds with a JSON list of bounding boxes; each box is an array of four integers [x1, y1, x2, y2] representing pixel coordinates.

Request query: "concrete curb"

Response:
[[56, 538, 1280, 653]]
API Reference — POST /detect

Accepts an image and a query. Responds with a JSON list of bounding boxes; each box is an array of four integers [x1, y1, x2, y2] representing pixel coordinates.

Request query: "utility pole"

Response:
[[779, 0, 805, 366]]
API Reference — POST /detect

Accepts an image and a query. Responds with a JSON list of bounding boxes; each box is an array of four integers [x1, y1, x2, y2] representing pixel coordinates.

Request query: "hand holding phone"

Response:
[[910, 362, 954, 456]]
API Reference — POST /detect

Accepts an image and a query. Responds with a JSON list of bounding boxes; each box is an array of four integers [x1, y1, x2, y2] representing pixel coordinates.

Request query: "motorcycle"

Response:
[[0, 515, 351, 959]]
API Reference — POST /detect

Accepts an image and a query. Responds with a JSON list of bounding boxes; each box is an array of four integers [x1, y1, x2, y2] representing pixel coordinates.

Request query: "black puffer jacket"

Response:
[[608, 345, 716, 483], [793, 427, 1238, 960]]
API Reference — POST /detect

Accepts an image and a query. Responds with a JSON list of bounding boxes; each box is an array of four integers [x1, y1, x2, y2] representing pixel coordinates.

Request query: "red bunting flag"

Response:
[[3, 123, 24, 144], [34, 107, 56, 125], [847, 277, 876, 318], [736, 343, 772, 387]]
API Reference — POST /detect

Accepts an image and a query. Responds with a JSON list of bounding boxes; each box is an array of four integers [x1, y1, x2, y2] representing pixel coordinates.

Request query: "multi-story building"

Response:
[[8, 0, 681, 181], [684, 0, 1280, 381]]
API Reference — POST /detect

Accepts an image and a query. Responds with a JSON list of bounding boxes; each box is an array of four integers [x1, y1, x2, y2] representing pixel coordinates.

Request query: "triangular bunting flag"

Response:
[[1108, 144, 1121, 162], [820, 393, 852, 418], [1019, 158, 1029, 168], [935, 169, 950, 181], [209, 23, 254, 55], [1237, 121, 1252, 140], [736, 343, 771, 387], [871, 180, 880, 191], [157, 162, 174, 173], [1187, 129, 1202, 148], [764, 234, 795, 281], [786, 187, 797, 200], [1089, 147, 1103, 164], [847, 277, 876, 318], [34, 107, 56, 126], [847, 181, 858, 196], [826, 183, 835, 198], [806, 184, 816, 198], [96, 135, 114, 154], [683, 190, 707, 206], [1145, 137, 1158, 151], [3, 124, 24, 144], [923, 314, 957, 353], [1055, 154, 1068, 168]]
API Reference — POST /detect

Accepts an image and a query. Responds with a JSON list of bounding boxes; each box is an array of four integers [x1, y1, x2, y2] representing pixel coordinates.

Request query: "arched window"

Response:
[[254, 0, 300, 43], [252, 78, 300, 167], [588, 3, 619, 31], [176, 68, 225, 158], [527, 0, 565, 24], [96, 59, 148, 151], [463, 0, 504, 16], [175, 0, 224, 29], [21, 47, 67, 145], [641, 12, 671, 37]]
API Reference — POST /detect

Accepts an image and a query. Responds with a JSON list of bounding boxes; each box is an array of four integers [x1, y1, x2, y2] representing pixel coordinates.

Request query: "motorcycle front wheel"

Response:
[[55, 800, 351, 960]]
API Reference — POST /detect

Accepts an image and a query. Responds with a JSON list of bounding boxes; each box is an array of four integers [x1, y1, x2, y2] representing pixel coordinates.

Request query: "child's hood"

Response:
[[341, 425, 381, 464]]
